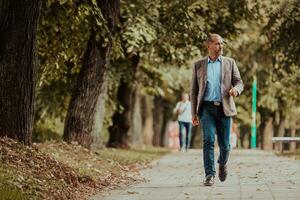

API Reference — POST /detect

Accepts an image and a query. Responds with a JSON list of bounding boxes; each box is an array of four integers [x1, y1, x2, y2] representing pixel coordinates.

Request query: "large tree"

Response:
[[63, 0, 120, 148], [0, 0, 41, 144]]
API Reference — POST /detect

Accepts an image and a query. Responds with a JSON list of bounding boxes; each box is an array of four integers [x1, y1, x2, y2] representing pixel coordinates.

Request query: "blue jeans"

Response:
[[199, 104, 231, 177], [178, 121, 192, 149]]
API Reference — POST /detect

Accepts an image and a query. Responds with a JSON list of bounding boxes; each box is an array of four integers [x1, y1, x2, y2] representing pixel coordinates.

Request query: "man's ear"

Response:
[[205, 42, 209, 49]]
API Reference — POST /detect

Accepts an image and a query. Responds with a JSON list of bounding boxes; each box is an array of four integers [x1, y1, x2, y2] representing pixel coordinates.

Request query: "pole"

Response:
[[251, 76, 257, 148]]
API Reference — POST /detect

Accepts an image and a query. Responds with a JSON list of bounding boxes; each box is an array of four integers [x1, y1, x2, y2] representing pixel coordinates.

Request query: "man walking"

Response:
[[190, 33, 244, 186]]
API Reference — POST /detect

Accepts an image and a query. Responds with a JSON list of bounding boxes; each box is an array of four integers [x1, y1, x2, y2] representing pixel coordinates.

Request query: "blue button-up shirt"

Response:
[[203, 56, 222, 102]]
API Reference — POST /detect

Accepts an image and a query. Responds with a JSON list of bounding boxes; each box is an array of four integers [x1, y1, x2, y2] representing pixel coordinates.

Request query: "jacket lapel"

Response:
[[203, 56, 208, 81], [202, 57, 208, 91], [221, 56, 226, 96], [221, 56, 225, 83]]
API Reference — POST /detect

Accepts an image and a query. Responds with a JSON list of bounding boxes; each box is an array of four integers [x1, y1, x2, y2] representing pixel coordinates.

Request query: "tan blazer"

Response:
[[190, 56, 244, 117]]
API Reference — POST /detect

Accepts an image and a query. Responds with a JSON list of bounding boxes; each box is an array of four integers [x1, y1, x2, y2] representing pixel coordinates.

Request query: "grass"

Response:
[[95, 147, 170, 165], [0, 185, 26, 200], [0, 166, 31, 200]]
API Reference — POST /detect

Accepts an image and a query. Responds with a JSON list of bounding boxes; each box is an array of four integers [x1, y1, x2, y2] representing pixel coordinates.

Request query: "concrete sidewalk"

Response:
[[91, 149, 300, 200]]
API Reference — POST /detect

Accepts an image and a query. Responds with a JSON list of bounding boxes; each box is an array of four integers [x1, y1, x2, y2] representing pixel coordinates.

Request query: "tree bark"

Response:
[[259, 109, 274, 149], [275, 115, 285, 151], [130, 86, 143, 146], [240, 125, 250, 149], [0, 0, 41, 145], [262, 116, 274, 150], [90, 78, 108, 150], [153, 96, 165, 146], [107, 54, 140, 148], [63, 0, 119, 148], [107, 78, 132, 148], [141, 95, 154, 145]]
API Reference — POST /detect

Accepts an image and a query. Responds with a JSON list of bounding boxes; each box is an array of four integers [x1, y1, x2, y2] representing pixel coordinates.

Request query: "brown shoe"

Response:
[[203, 175, 214, 186], [219, 165, 227, 182]]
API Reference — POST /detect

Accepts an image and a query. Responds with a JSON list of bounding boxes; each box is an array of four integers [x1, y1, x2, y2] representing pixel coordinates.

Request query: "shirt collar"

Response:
[[208, 56, 222, 63]]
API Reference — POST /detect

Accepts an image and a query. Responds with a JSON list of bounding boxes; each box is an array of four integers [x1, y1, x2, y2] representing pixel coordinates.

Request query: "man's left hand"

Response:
[[229, 88, 238, 97]]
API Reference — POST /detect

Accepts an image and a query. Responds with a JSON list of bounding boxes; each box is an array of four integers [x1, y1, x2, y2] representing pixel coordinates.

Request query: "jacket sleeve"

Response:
[[231, 59, 244, 96], [190, 63, 199, 116]]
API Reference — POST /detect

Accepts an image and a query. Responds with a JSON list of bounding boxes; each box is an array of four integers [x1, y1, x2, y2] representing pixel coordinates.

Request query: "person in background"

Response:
[[173, 93, 192, 152]]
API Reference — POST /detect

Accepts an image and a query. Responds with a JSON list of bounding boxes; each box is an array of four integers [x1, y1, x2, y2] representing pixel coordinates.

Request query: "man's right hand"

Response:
[[192, 115, 199, 126]]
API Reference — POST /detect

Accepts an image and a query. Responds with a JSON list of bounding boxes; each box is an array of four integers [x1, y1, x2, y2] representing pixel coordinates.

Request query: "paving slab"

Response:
[[90, 149, 300, 200]]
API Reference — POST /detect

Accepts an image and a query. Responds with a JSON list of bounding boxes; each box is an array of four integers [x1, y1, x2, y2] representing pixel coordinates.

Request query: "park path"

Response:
[[91, 149, 300, 200]]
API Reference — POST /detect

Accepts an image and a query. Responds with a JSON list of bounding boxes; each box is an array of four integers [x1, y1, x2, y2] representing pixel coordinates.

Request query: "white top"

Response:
[[173, 101, 192, 123]]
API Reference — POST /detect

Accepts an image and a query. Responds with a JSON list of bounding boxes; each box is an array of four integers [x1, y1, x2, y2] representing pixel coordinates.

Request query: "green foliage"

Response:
[[265, 0, 300, 66], [36, 0, 89, 124], [261, 0, 300, 113], [36, 0, 111, 121], [38, 0, 90, 86], [153, 0, 259, 65], [265, 1, 300, 114], [114, 0, 260, 102], [121, 3, 157, 54]]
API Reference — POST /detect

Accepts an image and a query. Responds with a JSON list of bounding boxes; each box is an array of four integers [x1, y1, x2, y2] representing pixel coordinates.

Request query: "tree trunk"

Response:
[[262, 116, 274, 150], [91, 78, 108, 150], [107, 78, 132, 148], [161, 103, 171, 147], [63, 0, 119, 148], [240, 125, 250, 149], [0, 0, 41, 145], [153, 96, 165, 146], [290, 119, 296, 151], [107, 54, 140, 148], [141, 95, 154, 145], [130, 86, 143, 146], [259, 109, 274, 149], [275, 115, 285, 151]]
